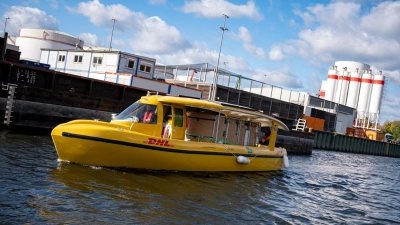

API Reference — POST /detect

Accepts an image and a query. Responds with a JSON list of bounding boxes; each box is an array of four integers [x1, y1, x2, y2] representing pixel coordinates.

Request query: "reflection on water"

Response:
[[1, 131, 400, 224], [47, 162, 288, 224]]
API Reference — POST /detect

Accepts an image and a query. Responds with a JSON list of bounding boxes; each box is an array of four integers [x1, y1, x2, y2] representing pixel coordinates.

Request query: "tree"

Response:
[[382, 120, 400, 141]]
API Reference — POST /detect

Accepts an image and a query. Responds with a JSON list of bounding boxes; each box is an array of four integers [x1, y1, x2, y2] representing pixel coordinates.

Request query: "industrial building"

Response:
[[319, 61, 385, 130], [4, 28, 376, 135], [155, 63, 352, 134]]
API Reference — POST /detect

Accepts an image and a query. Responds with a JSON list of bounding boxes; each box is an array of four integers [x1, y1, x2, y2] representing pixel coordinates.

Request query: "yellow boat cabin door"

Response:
[[170, 104, 186, 140]]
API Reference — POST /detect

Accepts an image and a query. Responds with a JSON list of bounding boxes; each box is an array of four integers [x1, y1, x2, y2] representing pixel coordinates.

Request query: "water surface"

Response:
[[1, 131, 399, 224]]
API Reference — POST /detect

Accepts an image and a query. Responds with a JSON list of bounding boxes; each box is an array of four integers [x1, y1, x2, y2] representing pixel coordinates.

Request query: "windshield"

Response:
[[115, 102, 157, 124]]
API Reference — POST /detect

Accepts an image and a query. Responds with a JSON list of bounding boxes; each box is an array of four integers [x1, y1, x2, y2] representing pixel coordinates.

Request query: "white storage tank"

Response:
[[346, 70, 362, 108], [15, 28, 84, 62], [368, 72, 385, 121], [357, 70, 373, 119], [334, 69, 349, 105], [334, 61, 370, 73], [324, 66, 338, 102]]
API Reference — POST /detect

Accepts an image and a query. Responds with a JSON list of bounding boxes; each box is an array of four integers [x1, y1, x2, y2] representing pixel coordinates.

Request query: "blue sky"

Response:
[[1, 0, 399, 123]]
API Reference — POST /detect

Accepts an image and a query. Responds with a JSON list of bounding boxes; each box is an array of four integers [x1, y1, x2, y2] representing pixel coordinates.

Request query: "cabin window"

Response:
[[93, 57, 103, 65], [74, 55, 83, 63], [114, 102, 157, 124], [58, 55, 65, 62], [128, 60, 135, 69], [174, 108, 183, 127], [139, 64, 152, 73]]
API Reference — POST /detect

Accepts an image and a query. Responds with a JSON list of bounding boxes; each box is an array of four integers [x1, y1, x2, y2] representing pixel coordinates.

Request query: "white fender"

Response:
[[283, 155, 289, 168], [237, 156, 250, 164]]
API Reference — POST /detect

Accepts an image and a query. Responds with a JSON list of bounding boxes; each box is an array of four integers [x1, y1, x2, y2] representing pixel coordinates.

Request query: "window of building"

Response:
[[58, 55, 65, 62], [74, 55, 83, 63], [128, 60, 135, 69], [93, 57, 103, 65], [139, 64, 152, 73]]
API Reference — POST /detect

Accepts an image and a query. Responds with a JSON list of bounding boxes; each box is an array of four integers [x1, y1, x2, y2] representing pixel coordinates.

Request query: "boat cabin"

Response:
[[111, 95, 288, 149]]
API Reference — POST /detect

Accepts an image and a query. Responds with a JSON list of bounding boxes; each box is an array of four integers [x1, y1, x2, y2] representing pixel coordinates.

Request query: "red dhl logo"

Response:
[[144, 138, 174, 147]]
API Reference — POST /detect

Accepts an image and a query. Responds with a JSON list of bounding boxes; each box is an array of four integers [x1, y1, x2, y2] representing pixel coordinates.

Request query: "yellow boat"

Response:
[[51, 94, 290, 172]]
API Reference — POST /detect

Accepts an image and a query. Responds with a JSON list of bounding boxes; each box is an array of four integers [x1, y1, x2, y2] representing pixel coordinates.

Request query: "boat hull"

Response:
[[51, 120, 286, 172]]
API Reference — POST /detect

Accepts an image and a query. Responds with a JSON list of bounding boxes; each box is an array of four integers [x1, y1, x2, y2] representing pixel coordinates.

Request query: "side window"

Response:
[[93, 57, 103, 65], [74, 55, 83, 63], [128, 60, 135, 69], [58, 55, 65, 62], [139, 64, 152, 73], [174, 108, 183, 127]]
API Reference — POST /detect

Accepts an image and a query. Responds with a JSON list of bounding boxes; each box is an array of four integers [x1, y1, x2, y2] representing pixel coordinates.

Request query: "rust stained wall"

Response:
[[302, 115, 325, 131]]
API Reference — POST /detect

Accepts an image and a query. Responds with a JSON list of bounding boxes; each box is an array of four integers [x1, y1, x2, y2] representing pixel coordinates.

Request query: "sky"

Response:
[[1, 0, 399, 123]]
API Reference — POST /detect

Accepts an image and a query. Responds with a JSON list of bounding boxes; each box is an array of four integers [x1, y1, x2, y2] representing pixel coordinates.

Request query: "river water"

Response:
[[1, 131, 400, 224]]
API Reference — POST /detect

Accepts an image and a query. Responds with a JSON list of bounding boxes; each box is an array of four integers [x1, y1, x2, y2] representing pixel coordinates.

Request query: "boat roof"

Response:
[[154, 95, 289, 131]]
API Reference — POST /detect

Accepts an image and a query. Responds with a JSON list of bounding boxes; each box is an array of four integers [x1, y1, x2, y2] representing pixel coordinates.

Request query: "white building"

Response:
[[39, 48, 201, 98], [40, 47, 156, 80]]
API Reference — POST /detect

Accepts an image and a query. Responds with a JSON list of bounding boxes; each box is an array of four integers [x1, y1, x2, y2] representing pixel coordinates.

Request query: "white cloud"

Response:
[[3, 6, 58, 35], [269, 46, 285, 60], [181, 0, 263, 21], [78, 33, 99, 46], [380, 94, 400, 122], [68, 1, 189, 54], [382, 69, 400, 85], [68, 0, 146, 31], [251, 66, 303, 89], [361, 1, 400, 40], [274, 1, 400, 81], [293, 10, 314, 27], [109, 37, 126, 48], [130, 16, 190, 54], [153, 41, 252, 73], [233, 26, 266, 59], [148, 0, 166, 5], [305, 2, 360, 29]]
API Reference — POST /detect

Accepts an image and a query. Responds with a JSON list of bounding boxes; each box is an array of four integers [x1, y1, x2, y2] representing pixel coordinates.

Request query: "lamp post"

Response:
[[260, 74, 267, 95], [222, 61, 228, 85], [109, 18, 117, 51], [4, 17, 10, 34], [211, 14, 229, 100]]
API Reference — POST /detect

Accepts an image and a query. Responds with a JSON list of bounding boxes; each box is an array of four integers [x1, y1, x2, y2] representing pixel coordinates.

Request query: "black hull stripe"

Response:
[[61, 132, 283, 159]]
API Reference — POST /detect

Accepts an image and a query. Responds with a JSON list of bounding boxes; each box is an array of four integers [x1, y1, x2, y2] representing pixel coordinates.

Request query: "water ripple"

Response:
[[1, 132, 400, 224]]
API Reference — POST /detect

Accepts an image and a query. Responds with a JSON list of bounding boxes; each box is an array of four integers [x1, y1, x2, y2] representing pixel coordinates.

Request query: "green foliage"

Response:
[[382, 120, 400, 141]]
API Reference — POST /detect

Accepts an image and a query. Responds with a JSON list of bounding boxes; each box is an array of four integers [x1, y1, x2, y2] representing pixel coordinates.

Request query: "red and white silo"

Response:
[[356, 70, 373, 118], [368, 72, 385, 122], [324, 66, 338, 102], [334, 69, 350, 105], [346, 70, 362, 108], [334, 61, 370, 106]]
